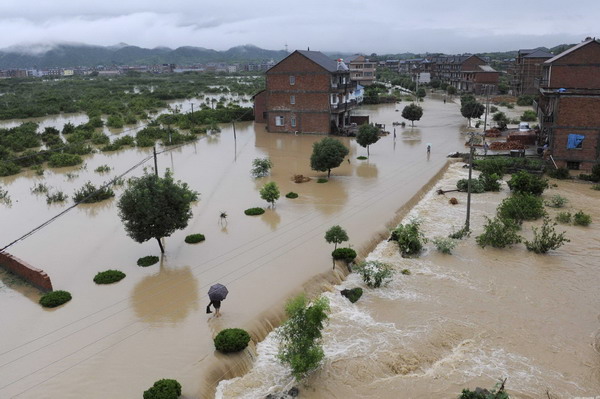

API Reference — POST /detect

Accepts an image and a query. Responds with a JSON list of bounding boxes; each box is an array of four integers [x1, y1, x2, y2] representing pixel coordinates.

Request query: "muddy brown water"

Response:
[[1, 95, 597, 398]]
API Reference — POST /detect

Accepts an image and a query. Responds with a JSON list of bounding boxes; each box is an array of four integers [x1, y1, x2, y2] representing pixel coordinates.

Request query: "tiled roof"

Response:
[[545, 39, 600, 64], [524, 49, 554, 58], [297, 50, 348, 72]]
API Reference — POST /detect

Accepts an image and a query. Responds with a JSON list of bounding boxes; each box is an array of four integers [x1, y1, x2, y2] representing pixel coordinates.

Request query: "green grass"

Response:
[[137, 255, 159, 267]]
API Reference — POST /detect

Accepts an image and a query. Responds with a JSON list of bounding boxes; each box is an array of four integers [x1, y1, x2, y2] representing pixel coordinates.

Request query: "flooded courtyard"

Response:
[[1, 95, 598, 398]]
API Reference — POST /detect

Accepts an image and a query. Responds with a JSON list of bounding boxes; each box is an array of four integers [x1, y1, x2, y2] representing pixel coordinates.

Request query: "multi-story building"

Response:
[[512, 49, 554, 95], [534, 38, 600, 171], [253, 50, 357, 134], [345, 54, 376, 86]]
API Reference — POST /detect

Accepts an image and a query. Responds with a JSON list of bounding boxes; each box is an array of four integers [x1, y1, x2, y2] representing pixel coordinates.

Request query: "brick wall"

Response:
[[548, 41, 600, 89], [253, 91, 266, 123], [0, 252, 53, 292]]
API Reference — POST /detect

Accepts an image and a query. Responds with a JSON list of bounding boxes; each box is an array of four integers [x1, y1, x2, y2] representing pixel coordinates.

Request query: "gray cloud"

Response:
[[0, 0, 597, 53]]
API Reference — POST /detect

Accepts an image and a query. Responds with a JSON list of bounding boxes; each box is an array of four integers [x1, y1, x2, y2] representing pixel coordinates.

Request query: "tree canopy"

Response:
[[460, 100, 485, 127], [251, 157, 273, 178], [356, 124, 380, 157], [310, 137, 349, 178], [401, 103, 424, 127], [117, 171, 199, 253], [325, 225, 349, 250], [260, 181, 280, 207]]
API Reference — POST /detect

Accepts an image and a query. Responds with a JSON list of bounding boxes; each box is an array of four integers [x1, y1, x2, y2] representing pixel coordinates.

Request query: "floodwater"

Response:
[[1, 93, 596, 398], [216, 163, 600, 398]]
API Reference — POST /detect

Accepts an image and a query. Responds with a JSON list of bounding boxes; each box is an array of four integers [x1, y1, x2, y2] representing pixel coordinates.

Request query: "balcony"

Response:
[[330, 99, 358, 113]]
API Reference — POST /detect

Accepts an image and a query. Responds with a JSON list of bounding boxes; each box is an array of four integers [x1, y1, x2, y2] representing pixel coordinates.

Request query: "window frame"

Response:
[[291, 117, 296, 127], [275, 116, 284, 126], [289, 75, 295, 85], [290, 95, 295, 105]]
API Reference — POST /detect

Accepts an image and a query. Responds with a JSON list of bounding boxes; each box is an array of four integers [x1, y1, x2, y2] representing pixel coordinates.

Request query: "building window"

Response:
[[275, 116, 284, 126], [331, 94, 337, 104], [291, 117, 296, 127], [290, 95, 295, 104], [567, 134, 584, 149], [262, 112, 267, 120], [289, 75, 295, 85], [566, 161, 580, 170]]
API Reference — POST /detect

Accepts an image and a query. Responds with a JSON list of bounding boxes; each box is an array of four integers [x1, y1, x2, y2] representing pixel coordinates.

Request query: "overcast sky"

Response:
[[0, 0, 597, 54]]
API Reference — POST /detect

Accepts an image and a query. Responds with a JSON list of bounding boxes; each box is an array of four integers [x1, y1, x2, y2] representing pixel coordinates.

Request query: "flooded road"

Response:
[[3, 94, 594, 398]]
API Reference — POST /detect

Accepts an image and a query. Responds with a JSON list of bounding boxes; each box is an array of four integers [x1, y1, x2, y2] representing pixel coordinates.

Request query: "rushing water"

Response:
[[216, 164, 600, 399], [1, 94, 597, 398]]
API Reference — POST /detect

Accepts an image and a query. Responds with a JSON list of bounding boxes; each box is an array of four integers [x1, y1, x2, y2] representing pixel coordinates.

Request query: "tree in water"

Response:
[[117, 170, 199, 253], [324, 225, 349, 250], [260, 181, 280, 207], [310, 137, 349, 178], [461, 100, 485, 127], [401, 103, 424, 127], [356, 123, 380, 158]]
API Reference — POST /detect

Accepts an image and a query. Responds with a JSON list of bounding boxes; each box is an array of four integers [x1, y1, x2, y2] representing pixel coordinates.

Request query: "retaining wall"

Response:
[[0, 252, 53, 292]]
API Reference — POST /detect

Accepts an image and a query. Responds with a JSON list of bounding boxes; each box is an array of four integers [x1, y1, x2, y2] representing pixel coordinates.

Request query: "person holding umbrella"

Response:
[[207, 283, 228, 317]]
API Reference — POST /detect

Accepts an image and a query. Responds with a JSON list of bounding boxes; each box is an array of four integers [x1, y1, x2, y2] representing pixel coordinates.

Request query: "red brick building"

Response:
[[535, 38, 600, 171], [512, 49, 554, 95], [254, 50, 357, 134]]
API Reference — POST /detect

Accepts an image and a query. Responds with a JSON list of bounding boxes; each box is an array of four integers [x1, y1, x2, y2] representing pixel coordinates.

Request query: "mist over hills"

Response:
[[0, 42, 576, 69]]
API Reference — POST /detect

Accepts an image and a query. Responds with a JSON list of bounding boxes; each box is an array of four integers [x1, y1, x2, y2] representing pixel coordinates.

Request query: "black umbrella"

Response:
[[208, 283, 229, 301]]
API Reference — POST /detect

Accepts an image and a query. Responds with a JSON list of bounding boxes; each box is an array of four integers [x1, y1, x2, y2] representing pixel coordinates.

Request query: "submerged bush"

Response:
[[137, 256, 159, 267], [331, 247, 357, 263], [39, 290, 72, 308], [244, 207, 265, 216], [285, 192, 299, 199], [250, 157, 273, 178], [497, 193, 545, 222], [547, 167, 570, 179], [476, 217, 522, 248], [93, 270, 126, 284], [432, 237, 457, 254], [357, 156, 368, 160], [573, 210, 592, 226], [390, 220, 426, 257], [46, 191, 67, 204], [525, 217, 569, 254], [479, 173, 501, 192], [184, 233, 206, 243], [143, 379, 182, 399], [507, 171, 548, 196], [354, 260, 394, 288], [214, 328, 251, 353], [456, 178, 485, 193], [340, 287, 363, 303], [73, 181, 115, 203], [48, 153, 83, 168], [317, 178, 328, 183], [555, 212, 572, 224], [545, 194, 568, 208]]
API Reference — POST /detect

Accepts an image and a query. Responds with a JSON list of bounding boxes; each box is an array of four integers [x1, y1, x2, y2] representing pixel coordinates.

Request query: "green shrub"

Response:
[[39, 290, 72, 308], [479, 173, 501, 192], [520, 110, 537, 122], [476, 217, 522, 248], [285, 192, 299, 199], [401, 269, 411, 275], [93, 270, 126, 284], [143, 379, 182, 399], [184, 233, 205, 243], [497, 193, 545, 222], [573, 211, 592, 226], [390, 220, 426, 257], [432, 237, 457, 254], [331, 247, 357, 262], [456, 178, 485, 193], [31, 183, 50, 194], [317, 178, 328, 183], [357, 156, 368, 160], [48, 153, 83, 168], [545, 194, 568, 208], [46, 191, 67, 204], [91, 132, 110, 145], [525, 217, 569, 254], [460, 379, 509, 399], [73, 182, 115, 203], [244, 207, 265, 216], [592, 184, 600, 191], [546, 167, 570, 179], [340, 288, 363, 303], [94, 165, 111, 173], [507, 171, 548, 195], [137, 256, 159, 267], [449, 226, 470, 240], [214, 328, 252, 353], [250, 157, 273, 178], [354, 260, 394, 288], [516, 95, 535, 106], [555, 212, 572, 224]]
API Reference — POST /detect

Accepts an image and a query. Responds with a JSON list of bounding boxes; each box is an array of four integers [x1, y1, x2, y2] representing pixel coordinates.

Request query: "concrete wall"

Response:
[[0, 251, 53, 292]]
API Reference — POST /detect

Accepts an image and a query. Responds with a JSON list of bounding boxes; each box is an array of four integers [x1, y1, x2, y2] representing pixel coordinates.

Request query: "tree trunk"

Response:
[[327, 169, 331, 178], [367, 146, 370, 158], [411, 121, 414, 127], [156, 237, 165, 253], [334, 242, 338, 250]]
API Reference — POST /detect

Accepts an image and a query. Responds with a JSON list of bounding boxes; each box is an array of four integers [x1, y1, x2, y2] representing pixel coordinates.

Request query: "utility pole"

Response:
[[465, 132, 475, 231], [153, 146, 159, 177], [232, 120, 237, 141], [483, 85, 491, 131]]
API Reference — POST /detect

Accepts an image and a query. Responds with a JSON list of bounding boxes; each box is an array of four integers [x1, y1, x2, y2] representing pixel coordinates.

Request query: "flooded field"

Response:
[[216, 163, 600, 398], [2, 94, 596, 399]]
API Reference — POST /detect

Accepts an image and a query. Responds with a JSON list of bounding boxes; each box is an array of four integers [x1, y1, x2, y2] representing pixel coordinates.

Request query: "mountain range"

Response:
[[0, 44, 292, 69]]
